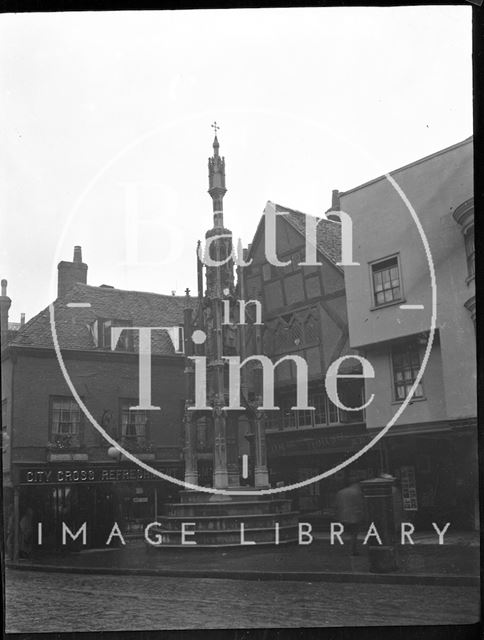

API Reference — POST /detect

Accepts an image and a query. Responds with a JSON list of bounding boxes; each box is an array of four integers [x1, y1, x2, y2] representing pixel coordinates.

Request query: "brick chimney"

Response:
[[57, 246, 88, 298], [0, 279, 12, 349], [325, 189, 341, 221]]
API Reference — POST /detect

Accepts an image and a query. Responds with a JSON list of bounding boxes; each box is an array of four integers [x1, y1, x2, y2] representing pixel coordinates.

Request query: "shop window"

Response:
[[371, 255, 402, 307], [392, 343, 424, 401], [465, 227, 475, 279], [50, 397, 82, 448], [120, 400, 148, 443]]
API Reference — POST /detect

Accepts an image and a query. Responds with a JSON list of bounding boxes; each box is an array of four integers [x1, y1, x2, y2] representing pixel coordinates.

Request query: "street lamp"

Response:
[[108, 446, 122, 461]]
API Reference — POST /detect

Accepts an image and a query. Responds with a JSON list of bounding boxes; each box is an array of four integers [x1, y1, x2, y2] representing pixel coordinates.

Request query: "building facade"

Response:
[[2, 250, 194, 555], [340, 136, 477, 530], [242, 202, 373, 518]]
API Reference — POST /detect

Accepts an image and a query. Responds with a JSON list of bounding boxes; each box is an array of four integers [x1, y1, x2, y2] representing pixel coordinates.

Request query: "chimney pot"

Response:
[[0, 278, 11, 348], [57, 246, 88, 298], [331, 189, 340, 210], [20, 313, 25, 326], [73, 246, 82, 263]]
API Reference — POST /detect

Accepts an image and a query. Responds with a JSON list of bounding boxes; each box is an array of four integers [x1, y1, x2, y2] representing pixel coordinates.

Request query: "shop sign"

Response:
[[18, 465, 182, 485], [267, 433, 369, 457]]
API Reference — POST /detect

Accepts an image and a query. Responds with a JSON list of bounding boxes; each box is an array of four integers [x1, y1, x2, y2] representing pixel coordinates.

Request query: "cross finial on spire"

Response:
[[211, 121, 220, 135]]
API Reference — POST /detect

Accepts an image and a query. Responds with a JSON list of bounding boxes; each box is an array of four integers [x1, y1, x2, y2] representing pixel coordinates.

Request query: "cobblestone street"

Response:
[[5, 569, 480, 632]]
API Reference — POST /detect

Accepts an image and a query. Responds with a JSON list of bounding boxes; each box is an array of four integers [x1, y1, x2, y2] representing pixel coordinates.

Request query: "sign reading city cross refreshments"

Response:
[[18, 465, 182, 485]]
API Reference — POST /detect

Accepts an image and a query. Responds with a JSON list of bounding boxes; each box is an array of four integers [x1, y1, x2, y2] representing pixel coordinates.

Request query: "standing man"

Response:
[[19, 506, 34, 560], [336, 481, 365, 555]]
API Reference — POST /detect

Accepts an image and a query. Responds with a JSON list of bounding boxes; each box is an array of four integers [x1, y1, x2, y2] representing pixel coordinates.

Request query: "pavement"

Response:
[[7, 530, 480, 586]]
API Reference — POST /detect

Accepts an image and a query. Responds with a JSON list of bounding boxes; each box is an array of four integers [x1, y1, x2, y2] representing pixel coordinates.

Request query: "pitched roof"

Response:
[[274, 203, 342, 267], [10, 283, 198, 355], [339, 135, 473, 197]]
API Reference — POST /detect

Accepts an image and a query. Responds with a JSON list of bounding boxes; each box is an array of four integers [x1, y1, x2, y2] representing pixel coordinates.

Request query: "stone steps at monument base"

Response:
[[147, 523, 300, 547], [164, 499, 293, 517], [179, 490, 282, 504], [157, 511, 299, 531]]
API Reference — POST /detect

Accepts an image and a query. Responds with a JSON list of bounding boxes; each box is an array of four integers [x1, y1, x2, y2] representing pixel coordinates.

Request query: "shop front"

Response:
[[266, 425, 380, 524], [12, 461, 183, 555], [383, 421, 479, 531]]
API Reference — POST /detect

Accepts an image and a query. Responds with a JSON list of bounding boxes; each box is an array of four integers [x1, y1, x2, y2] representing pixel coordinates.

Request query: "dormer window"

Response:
[[174, 327, 184, 354], [100, 319, 133, 351]]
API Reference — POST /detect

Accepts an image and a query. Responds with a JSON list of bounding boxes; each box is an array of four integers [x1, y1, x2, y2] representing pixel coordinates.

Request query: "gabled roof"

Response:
[[275, 203, 342, 267], [9, 283, 197, 355], [246, 201, 343, 271]]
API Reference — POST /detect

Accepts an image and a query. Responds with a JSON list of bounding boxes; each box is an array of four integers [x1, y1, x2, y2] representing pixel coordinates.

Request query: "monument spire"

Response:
[[208, 121, 227, 229]]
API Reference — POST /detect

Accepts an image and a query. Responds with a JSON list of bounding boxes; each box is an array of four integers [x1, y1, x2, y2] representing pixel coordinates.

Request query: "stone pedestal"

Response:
[[148, 490, 298, 548], [360, 476, 398, 573]]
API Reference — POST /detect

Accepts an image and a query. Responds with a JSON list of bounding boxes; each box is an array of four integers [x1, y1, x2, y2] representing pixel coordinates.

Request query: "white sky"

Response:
[[0, 6, 472, 322]]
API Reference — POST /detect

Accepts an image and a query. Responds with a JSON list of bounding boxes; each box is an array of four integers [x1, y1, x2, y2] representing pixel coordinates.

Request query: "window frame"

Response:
[[390, 342, 425, 403], [99, 318, 134, 351], [369, 253, 405, 310], [49, 396, 84, 447], [119, 399, 149, 442], [266, 386, 365, 432]]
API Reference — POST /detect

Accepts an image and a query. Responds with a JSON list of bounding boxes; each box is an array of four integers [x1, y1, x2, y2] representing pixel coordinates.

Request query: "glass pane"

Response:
[[376, 292, 384, 305]]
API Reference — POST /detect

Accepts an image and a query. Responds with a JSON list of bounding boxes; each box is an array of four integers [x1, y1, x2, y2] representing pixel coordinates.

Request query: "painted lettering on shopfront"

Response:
[[20, 466, 180, 485]]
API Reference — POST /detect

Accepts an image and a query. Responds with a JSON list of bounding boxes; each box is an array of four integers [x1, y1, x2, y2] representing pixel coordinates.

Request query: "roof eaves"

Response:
[[339, 136, 473, 198]]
